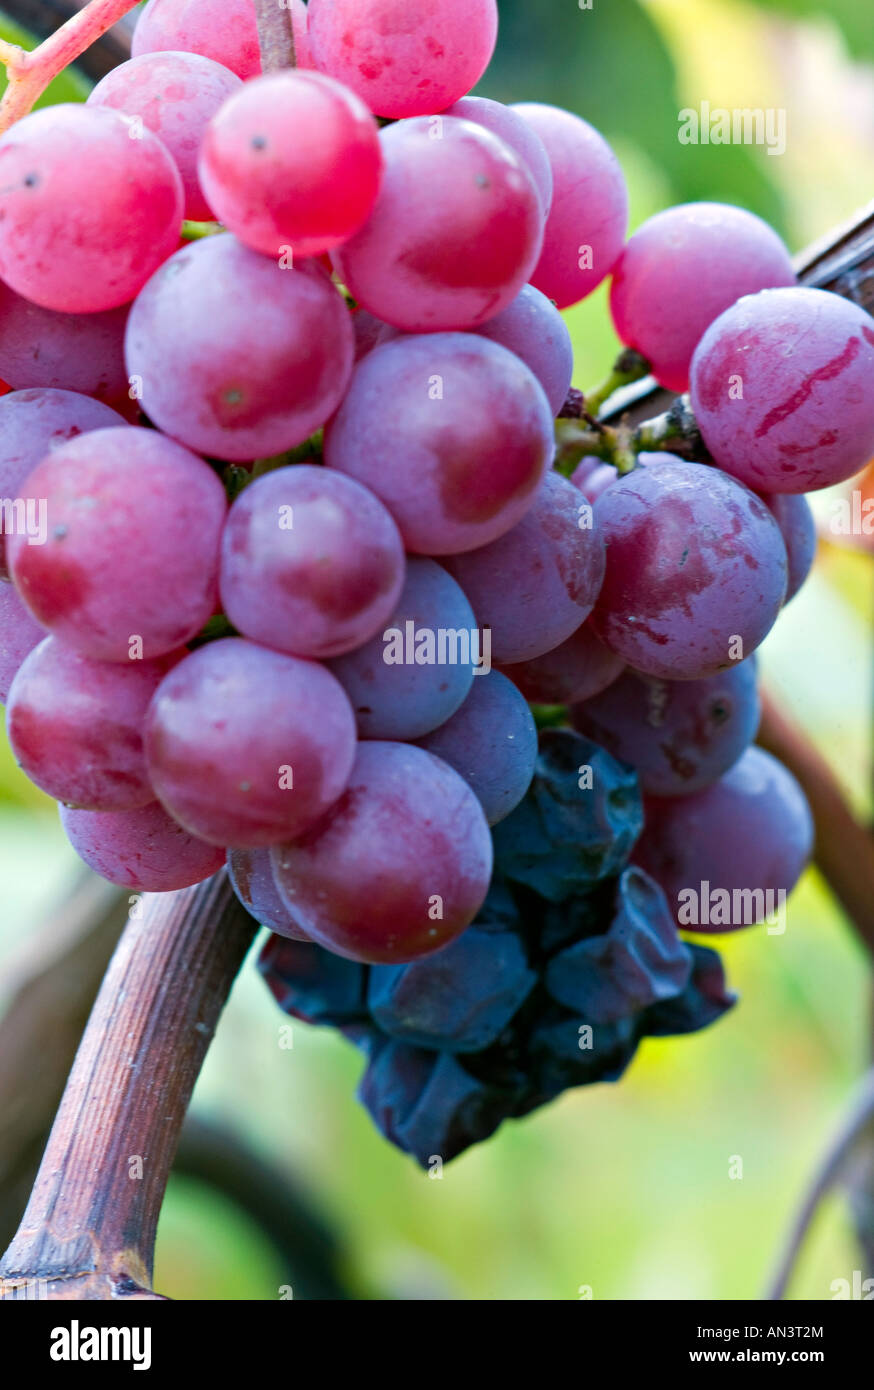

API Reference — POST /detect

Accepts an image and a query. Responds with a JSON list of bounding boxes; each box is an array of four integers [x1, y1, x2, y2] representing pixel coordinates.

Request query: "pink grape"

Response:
[[473, 284, 573, 415], [633, 747, 813, 932], [414, 671, 538, 825], [132, 0, 312, 80], [610, 204, 796, 393], [0, 388, 126, 579], [271, 741, 493, 963], [571, 661, 760, 798], [60, 800, 225, 892], [690, 287, 874, 493], [328, 557, 476, 740], [443, 96, 553, 213], [499, 619, 624, 706], [590, 460, 788, 679], [200, 71, 382, 259], [764, 492, 817, 602], [220, 465, 406, 659], [324, 334, 553, 554], [125, 236, 354, 462], [336, 117, 543, 332], [307, 0, 497, 118], [0, 582, 44, 703], [144, 638, 357, 848], [8, 426, 226, 662], [444, 471, 606, 664], [512, 103, 628, 309], [0, 105, 183, 313], [7, 636, 179, 811], [87, 51, 242, 223], [0, 284, 129, 403], [227, 848, 311, 941]]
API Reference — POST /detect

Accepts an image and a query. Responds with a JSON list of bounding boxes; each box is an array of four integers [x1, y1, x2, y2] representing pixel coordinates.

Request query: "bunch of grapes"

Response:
[[0, 0, 866, 1163]]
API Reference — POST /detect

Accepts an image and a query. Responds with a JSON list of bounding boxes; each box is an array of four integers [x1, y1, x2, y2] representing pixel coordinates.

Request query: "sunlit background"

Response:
[[0, 0, 872, 1299]]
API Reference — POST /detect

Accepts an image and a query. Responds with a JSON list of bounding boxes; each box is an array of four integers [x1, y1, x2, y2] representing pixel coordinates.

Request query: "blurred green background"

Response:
[[1, 0, 873, 1299]]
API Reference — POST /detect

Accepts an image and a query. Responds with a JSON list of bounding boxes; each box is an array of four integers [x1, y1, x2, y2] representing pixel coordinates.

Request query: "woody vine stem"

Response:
[[1, 0, 874, 1301]]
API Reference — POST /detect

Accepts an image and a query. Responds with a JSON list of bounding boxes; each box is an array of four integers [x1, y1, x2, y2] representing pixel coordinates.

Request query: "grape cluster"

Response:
[[0, 0, 861, 1161]]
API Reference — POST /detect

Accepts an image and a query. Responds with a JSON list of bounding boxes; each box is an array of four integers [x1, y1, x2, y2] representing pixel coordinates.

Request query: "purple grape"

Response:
[[499, 619, 624, 706], [590, 460, 788, 679], [227, 849, 311, 941], [60, 801, 225, 891], [528, 1012, 639, 1094], [367, 927, 536, 1052], [0, 285, 129, 404], [610, 203, 795, 393], [258, 935, 369, 1024], [690, 286, 874, 493], [444, 471, 605, 664], [87, 51, 242, 222], [442, 96, 553, 213], [0, 582, 45, 703], [324, 333, 553, 555], [7, 636, 180, 811], [271, 742, 493, 964], [0, 389, 126, 579], [144, 638, 357, 848], [125, 237, 354, 462], [571, 660, 760, 797], [335, 117, 542, 331], [544, 867, 691, 1022], [633, 746, 814, 932], [328, 557, 477, 740], [512, 103, 628, 309], [8, 426, 226, 662], [220, 465, 406, 659], [762, 492, 817, 602], [307, 0, 497, 119], [472, 283, 573, 415], [414, 671, 537, 825], [357, 1042, 510, 1165]]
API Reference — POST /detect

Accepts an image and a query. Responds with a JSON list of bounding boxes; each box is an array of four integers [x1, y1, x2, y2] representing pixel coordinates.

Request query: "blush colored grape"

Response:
[[227, 848, 311, 941], [513, 103, 628, 309], [271, 741, 493, 963], [307, 0, 497, 118], [499, 619, 625, 706], [0, 105, 183, 312], [633, 747, 814, 932], [444, 471, 606, 663], [474, 284, 574, 415], [125, 237, 354, 461], [610, 203, 795, 393], [60, 800, 225, 891], [88, 51, 242, 222], [7, 636, 179, 811], [336, 117, 543, 332], [590, 461, 787, 679], [0, 285, 129, 403], [8, 426, 226, 662], [572, 661, 760, 797], [0, 582, 44, 703], [220, 465, 406, 659], [443, 96, 553, 213], [325, 333, 553, 554], [144, 638, 357, 847], [690, 287, 874, 493], [200, 71, 382, 258]]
